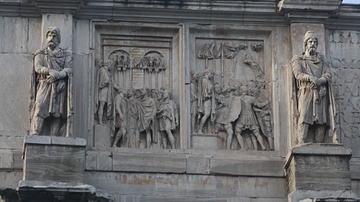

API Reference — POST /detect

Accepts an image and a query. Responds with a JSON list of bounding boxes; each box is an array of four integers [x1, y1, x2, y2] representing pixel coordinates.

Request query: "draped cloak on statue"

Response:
[[30, 47, 73, 136], [291, 53, 337, 138]]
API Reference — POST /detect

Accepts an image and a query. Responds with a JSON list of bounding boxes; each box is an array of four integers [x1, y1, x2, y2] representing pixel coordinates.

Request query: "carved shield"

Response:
[[226, 96, 242, 123]]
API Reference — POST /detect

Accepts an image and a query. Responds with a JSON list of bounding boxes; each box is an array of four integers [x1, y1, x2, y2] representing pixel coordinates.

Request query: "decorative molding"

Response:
[[278, 0, 341, 23], [1, 0, 360, 29]]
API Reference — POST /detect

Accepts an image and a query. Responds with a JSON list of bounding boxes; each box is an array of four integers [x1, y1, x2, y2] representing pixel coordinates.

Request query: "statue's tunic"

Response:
[[292, 54, 331, 125], [32, 48, 72, 119]]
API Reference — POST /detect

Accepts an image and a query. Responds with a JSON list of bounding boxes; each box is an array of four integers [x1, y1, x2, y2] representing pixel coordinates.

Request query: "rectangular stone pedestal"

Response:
[[285, 144, 357, 202], [17, 136, 112, 201], [23, 136, 87, 183]]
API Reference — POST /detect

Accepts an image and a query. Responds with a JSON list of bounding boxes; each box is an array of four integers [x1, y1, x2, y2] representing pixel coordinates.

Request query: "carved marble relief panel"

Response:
[[189, 27, 273, 151], [328, 30, 360, 157], [93, 24, 180, 150]]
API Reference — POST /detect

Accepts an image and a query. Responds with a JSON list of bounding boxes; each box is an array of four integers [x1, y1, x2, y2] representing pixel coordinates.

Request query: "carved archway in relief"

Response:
[[92, 23, 181, 149]]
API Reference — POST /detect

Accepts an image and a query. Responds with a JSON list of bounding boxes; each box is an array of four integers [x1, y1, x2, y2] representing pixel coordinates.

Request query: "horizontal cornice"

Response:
[[326, 5, 360, 29], [0, 1, 41, 17], [0, 0, 358, 28], [76, 0, 287, 26]]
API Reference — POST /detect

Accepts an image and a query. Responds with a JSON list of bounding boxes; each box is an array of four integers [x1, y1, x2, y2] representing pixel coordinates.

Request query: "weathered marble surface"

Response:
[[0, 1, 359, 202], [285, 144, 355, 202], [85, 172, 286, 202], [23, 136, 86, 183], [328, 29, 360, 158], [86, 148, 283, 177], [17, 180, 111, 202]]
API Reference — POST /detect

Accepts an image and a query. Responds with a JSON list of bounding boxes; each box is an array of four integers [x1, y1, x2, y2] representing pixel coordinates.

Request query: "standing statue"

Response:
[[95, 60, 116, 125], [197, 70, 215, 134], [30, 26, 73, 136], [137, 89, 157, 149], [291, 31, 336, 144], [157, 90, 178, 149]]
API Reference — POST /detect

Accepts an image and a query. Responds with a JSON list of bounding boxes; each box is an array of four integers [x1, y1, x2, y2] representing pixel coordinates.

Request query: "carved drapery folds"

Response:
[[95, 48, 177, 149], [30, 27, 73, 137], [94, 26, 179, 149], [93, 25, 275, 151], [192, 39, 273, 151], [291, 31, 337, 146]]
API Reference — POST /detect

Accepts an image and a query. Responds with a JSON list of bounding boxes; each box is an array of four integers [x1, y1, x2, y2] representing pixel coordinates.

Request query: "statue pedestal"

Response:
[[285, 143, 357, 202], [23, 136, 86, 182], [19, 136, 111, 202]]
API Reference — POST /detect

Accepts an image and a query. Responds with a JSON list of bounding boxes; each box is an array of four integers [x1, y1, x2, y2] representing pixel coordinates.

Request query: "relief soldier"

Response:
[[213, 83, 234, 149], [229, 85, 268, 150], [157, 90, 178, 149]]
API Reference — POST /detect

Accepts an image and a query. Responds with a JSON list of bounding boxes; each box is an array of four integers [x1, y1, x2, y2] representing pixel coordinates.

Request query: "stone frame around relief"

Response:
[[187, 25, 276, 151], [90, 22, 183, 149], [83, 22, 285, 177], [88, 22, 283, 154]]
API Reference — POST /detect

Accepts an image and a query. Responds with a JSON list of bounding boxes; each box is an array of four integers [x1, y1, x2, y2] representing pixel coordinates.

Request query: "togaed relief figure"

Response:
[[137, 89, 157, 149], [112, 90, 128, 147], [126, 89, 140, 148], [30, 26, 73, 136], [197, 70, 215, 134], [292, 31, 336, 144], [95, 60, 117, 125], [157, 90, 178, 149]]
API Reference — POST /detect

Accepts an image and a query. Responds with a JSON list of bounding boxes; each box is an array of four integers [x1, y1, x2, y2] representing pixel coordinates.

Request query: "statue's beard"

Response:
[[47, 41, 58, 50], [308, 47, 316, 55]]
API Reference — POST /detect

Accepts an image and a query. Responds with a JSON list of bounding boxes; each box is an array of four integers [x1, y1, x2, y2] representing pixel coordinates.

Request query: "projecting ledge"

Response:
[[24, 135, 87, 146]]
